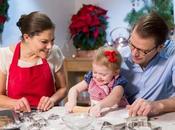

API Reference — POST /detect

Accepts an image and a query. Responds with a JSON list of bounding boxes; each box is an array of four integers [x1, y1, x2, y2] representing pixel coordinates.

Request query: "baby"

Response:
[[65, 46, 128, 116]]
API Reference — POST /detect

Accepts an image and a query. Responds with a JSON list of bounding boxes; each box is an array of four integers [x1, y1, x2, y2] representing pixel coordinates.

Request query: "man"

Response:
[[120, 11, 175, 117]]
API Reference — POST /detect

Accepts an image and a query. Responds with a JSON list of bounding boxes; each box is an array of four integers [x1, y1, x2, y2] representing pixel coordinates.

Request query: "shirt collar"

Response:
[[127, 52, 163, 72]]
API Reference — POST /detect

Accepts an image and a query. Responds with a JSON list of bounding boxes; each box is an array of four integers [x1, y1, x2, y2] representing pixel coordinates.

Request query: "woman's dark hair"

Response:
[[16, 11, 55, 38], [132, 11, 169, 46]]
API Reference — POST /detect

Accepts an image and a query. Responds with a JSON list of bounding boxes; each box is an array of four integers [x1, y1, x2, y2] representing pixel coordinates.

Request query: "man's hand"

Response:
[[127, 98, 152, 117], [13, 97, 31, 112], [37, 96, 55, 111]]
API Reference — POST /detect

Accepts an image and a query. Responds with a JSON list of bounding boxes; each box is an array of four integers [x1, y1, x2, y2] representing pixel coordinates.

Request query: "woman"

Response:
[[0, 11, 67, 112]]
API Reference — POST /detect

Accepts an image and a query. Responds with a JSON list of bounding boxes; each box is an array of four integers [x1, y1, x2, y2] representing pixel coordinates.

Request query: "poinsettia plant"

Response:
[[69, 4, 108, 50], [0, 0, 9, 33]]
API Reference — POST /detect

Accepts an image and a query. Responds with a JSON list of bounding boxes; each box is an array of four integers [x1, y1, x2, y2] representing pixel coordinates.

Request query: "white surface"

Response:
[[150, 112, 175, 130], [19, 107, 175, 130]]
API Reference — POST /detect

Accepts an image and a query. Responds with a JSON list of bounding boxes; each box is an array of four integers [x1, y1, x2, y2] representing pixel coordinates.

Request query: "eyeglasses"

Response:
[[128, 41, 157, 56]]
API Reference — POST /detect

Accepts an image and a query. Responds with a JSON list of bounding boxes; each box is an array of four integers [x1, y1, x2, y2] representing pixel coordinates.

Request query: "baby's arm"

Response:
[[90, 85, 124, 116], [65, 80, 88, 112], [100, 85, 124, 108]]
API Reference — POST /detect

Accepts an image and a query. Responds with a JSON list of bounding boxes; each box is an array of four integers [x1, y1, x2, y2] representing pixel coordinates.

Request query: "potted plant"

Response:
[[69, 4, 108, 51], [124, 0, 174, 30], [0, 0, 9, 33]]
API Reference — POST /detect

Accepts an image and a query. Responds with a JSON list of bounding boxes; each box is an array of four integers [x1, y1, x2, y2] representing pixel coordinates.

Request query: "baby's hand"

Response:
[[65, 102, 76, 113], [89, 104, 101, 117]]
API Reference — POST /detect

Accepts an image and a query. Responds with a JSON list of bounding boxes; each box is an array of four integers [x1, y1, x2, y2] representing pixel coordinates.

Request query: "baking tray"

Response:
[[0, 110, 20, 130]]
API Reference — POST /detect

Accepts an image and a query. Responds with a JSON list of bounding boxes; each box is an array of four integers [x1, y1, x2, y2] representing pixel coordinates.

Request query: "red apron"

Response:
[[8, 43, 55, 107]]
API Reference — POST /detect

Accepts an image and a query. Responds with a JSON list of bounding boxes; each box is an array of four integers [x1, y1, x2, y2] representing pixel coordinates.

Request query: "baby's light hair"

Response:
[[93, 46, 122, 72]]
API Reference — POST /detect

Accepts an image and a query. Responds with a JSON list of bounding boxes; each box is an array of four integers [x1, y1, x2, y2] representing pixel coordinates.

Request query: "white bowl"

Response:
[[62, 112, 94, 130]]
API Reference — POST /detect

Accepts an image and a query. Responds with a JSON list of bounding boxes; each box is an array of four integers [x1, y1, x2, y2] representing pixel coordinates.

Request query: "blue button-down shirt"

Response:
[[120, 40, 175, 104]]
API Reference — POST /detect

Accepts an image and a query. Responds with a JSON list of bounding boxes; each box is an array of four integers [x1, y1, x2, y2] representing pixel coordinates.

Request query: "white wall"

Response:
[[2, 0, 75, 56], [2, 1, 175, 56], [2, 0, 151, 56]]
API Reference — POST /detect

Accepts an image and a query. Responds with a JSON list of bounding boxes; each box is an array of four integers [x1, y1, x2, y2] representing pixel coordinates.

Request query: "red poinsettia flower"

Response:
[[69, 4, 108, 50], [0, 0, 9, 33], [0, 15, 6, 24]]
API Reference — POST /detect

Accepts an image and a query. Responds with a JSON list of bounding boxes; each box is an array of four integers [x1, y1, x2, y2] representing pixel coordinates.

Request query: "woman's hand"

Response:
[[13, 97, 31, 112], [37, 96, 55, 111]]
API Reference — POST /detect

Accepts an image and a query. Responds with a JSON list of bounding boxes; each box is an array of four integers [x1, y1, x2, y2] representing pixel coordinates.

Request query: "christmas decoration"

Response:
[[124, 0, 174, 29], [69, 4, 108, 50], [0, 0, 9, 33]]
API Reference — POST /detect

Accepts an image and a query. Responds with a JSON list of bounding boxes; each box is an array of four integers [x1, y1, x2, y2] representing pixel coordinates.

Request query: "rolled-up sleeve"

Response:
[[0, 48, 8, 74], [171, 62, 175, 97]]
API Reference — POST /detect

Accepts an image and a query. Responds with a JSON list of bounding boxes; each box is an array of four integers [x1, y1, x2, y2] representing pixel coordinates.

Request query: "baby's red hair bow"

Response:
[[104, 50, 117, 63]]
